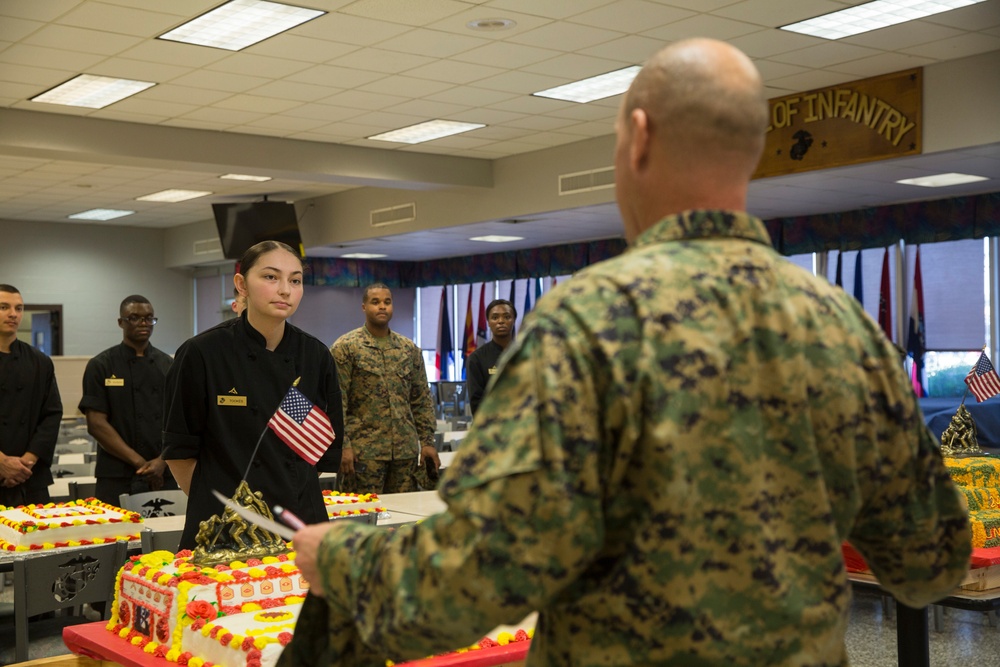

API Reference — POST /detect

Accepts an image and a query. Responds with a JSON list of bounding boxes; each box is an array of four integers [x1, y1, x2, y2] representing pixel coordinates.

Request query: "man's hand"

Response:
[[0, 453, 33, 486], [420, 444, 441, 472], [339, 448, 356, 476], [293, 522, 339, 597], [137, 457, 168, 490]]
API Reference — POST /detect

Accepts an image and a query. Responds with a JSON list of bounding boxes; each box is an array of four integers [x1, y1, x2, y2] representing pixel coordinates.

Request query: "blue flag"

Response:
[[835, 251, 843, 288], [435, 287, 453, 381]]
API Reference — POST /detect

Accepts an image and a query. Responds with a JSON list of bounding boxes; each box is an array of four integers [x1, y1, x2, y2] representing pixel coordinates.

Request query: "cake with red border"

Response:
[[323, 490, 384, 521], [0, 497, 143, 552]]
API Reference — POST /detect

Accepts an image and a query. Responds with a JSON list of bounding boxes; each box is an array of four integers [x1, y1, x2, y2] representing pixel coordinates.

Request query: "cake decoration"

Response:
[[192, 481, 290, 566]]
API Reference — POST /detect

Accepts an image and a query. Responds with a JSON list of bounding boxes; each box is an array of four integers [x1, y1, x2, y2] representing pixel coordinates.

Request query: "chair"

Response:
[[68, 480, 98, 501], [119, 489, 188, 518], [49, 461, 96, 478], [140, 527, 184, 554], [12, 540, 128, 663], [436, 381, 468, 420]]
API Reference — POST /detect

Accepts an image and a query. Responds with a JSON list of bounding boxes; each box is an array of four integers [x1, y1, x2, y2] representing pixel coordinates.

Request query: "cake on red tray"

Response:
[[0, 497, 143, 551], [107, 548, 307, 667]]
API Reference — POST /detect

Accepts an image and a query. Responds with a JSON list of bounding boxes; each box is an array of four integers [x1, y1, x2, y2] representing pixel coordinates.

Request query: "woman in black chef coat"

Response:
[[163, 240, 343, 550]]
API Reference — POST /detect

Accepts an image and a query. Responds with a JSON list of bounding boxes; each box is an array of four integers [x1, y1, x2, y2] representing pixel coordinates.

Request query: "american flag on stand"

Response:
[[268, 385, 335, 465], [965, 351, 1000, 403]]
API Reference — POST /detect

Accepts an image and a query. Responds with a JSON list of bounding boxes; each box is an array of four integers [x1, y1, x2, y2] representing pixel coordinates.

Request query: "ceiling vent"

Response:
[[559, 166, 615, 195], [370, 203, 416, 227], [193, 238, 222, 255]]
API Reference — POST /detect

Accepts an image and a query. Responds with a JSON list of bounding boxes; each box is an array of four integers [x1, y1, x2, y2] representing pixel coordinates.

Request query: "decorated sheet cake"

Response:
[[0, 497, 143, 551], [323, 489, 384, 521]]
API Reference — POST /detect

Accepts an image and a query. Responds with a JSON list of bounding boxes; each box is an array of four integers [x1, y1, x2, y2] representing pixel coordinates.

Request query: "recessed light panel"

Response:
[[68, 209, 135, 221], [136, 189, 213, 202], [31, 74, 155, 109], [341, 253, 388, 259], [533, 66, 641, 103], [470, 235, 524, 243], [896, 172, 989, 187], [159, 0, 325, 51], [368, 120, 486, 144], [220, 173, 273, 182], [781, 0, 987, 40]]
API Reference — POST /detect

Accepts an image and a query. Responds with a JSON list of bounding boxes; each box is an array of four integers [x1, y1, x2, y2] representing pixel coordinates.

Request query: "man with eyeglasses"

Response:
[[80, 294, 177, 505], [466, 299, 517, 415]]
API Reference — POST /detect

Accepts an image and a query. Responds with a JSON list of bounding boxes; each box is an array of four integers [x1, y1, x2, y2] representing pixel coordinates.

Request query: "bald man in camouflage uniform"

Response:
[[287, 39, 970, 667], [330, 283, 439, 494]]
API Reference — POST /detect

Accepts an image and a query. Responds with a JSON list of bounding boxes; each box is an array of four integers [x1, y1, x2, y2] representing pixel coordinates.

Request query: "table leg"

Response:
[[896, 603, 929, 667]]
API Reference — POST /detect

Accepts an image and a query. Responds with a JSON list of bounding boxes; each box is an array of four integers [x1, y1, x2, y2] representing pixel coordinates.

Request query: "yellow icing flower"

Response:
[[496, 632, 513, 645], [201, 624, 213, 637], [42, 543, 55, 549], [68, 540, 81, 547], [247, 568, 265, 578], [130, 636, 144, 646], [230, 561, 247, 569], [262, 556, 279, 564], [166, 649, 181, 661], [279, 564, 297, 573], [143, 642, 158, 654], [189, 658, 205, 667], [157, 574, 172, 585], [241, 603, 263, 612], [215, 573, 235, 583], [254, 637, 270, 650], [230, 635, 243, 648], [285, 595, 305, 605]]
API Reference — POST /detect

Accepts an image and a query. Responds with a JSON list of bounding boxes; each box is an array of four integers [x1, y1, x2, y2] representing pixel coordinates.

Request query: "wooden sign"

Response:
[[753, 68, 922, 179]]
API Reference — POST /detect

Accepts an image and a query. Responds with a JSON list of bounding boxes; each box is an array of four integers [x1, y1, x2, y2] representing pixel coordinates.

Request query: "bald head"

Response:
[[614, 39, 768, 239]]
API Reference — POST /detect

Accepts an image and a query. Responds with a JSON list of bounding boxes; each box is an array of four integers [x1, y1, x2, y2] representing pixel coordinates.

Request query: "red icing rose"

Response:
[[247, 649, 262, 660], [278, 632, 293, 647], [478, 638, 499, 648], [154, 645, 169, 658], [242, 637, 256, 651], [219, 632, 233, 646], [246, 558, 262, 566], [191, 619, 206, 631], [178, 652, 192, 665], [514, 629, 529, 642], [177, 549, 194, 558], [186, 600, 218, 621], [156, 617, 170, 643]]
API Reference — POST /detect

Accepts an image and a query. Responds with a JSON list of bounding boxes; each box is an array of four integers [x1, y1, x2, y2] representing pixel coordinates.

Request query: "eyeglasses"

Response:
[[124, 315, 157, 325]]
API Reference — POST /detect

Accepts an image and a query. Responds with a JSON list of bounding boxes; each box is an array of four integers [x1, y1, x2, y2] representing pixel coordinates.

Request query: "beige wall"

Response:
[[53, 356, 89, 418]]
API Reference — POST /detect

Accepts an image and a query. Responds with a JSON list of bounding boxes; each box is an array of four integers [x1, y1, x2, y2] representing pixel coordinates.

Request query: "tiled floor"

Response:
[[1, 582, 998, 665]]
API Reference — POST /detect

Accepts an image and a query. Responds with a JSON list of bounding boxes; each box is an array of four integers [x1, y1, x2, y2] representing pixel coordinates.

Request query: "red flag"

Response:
[[476, 283, 487, 348], [965, 351, 1000, 403], [878, 248, 892, 340], [267, 385, 335, 465], [462, 287, 475, 359]]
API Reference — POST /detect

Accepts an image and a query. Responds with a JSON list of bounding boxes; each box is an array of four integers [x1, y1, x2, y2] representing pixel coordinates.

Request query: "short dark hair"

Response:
[[363, 282, 391, 303], [0, 284, 20, 295], [486, 299, 516, 319], [119, 295, 151, 316]]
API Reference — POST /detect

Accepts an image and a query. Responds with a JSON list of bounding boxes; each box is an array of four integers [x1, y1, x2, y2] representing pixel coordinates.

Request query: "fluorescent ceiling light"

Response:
[[896, 172, 989, 187], [68, 209, 135, 221], [220, 173, 272, 182], [470, 235, 524, 243], [341, 253, 388, 259], [31, 74, 155, 109], [533, 65, 641, 103], [368, 120, 486, 144], [781, 0, 987, 40], [136, 189, 212, 202], [159, 0, 325, 51]]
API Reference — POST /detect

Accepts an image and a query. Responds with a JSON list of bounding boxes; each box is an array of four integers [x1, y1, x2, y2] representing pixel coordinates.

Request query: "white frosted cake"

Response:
[[0, 498, 143, 552], [323, 490, 384, 521], [107, 549, 307, 667]]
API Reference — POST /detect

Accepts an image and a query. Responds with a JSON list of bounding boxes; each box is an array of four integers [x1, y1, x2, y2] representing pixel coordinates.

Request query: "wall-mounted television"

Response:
[[212, 201, 304, 260]]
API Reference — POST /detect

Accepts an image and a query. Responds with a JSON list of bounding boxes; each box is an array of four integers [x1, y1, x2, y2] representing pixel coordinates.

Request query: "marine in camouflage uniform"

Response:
[[284, 39, 970, 667], [330, 301, 436, 494]]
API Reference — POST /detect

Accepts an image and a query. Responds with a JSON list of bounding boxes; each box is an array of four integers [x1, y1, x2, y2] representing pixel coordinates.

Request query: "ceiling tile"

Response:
[[924, 0, 1000, 30], [384, 98, 470, 119], [282, 102, 362, 123], [374, 27, 488, 58], [500, 114, 580, 131], [453, 40, 561, 68], [286, 64, 386, 89], [320, 88, 409, 110], [642, 13, 768, 41], [423, 85, 517, 106], [712, 0, 847, 28], [23, 24, 142, 56], [215, 94, 304, 114], [341, 0, 473, 26], [159, 69, 271, 93], [238, 114, 333, 134], [358, 74, 455, 97], [470, 69, 566, 94], [728, 28, 823, 58], [448, 106, 526, 124], [55, 2, 180, 37], [577, 34, 667, 62], [0, 63, 75, 88], [116, 37, 231, 67], [828, 52, 935, 79], [425, 8, 552, 38], [522, 53, 631, 78], [87, 57, 190, 83], [567, 0, 695, 34], [295, 12, 412, 46], [206, 54, 312, 78], [0, 0, 82, 22], [245, 34, 359, 63], [245, 79, 336, 103], [405, 58, 505, 84], [330, 47, 435, 74], [0, 43, 105, 71], [841, 22, 965, 51], [768, 42, 882, 69], [108, 97, 199, 118], [901, 32, 1000, 60], [140, 83, 232, 105], [767, 68, 858, 93], [482, 0, 613, 20], [178, 106, 267, 126], [507, 21, 624, 52]]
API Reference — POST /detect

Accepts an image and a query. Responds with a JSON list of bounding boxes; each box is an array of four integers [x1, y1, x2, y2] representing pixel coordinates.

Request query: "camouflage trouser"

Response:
[[341, 457, 418, 494]]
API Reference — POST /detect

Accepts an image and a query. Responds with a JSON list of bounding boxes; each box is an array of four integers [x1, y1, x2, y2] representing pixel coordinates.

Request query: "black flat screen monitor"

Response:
[[213, 201, 303, 260]]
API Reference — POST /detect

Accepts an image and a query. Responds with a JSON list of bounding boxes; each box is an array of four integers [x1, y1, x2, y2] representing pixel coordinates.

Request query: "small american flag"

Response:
[[965, 351, 1000, 403], [268, 385, 335, 465]]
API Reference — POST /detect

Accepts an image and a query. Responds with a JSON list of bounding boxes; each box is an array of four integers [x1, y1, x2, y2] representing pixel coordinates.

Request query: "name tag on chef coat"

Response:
[[105, 376, 125, 386], [217, 395, 248, 406], [488, 367, 498, 375]]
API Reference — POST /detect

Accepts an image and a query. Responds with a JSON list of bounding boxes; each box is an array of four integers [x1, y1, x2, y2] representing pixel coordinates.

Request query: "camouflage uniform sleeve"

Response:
[[313, 309, 607, 664], [408, 340, 436, 450], [848, 393, 971, 608], [330, 337, 355, 452]]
